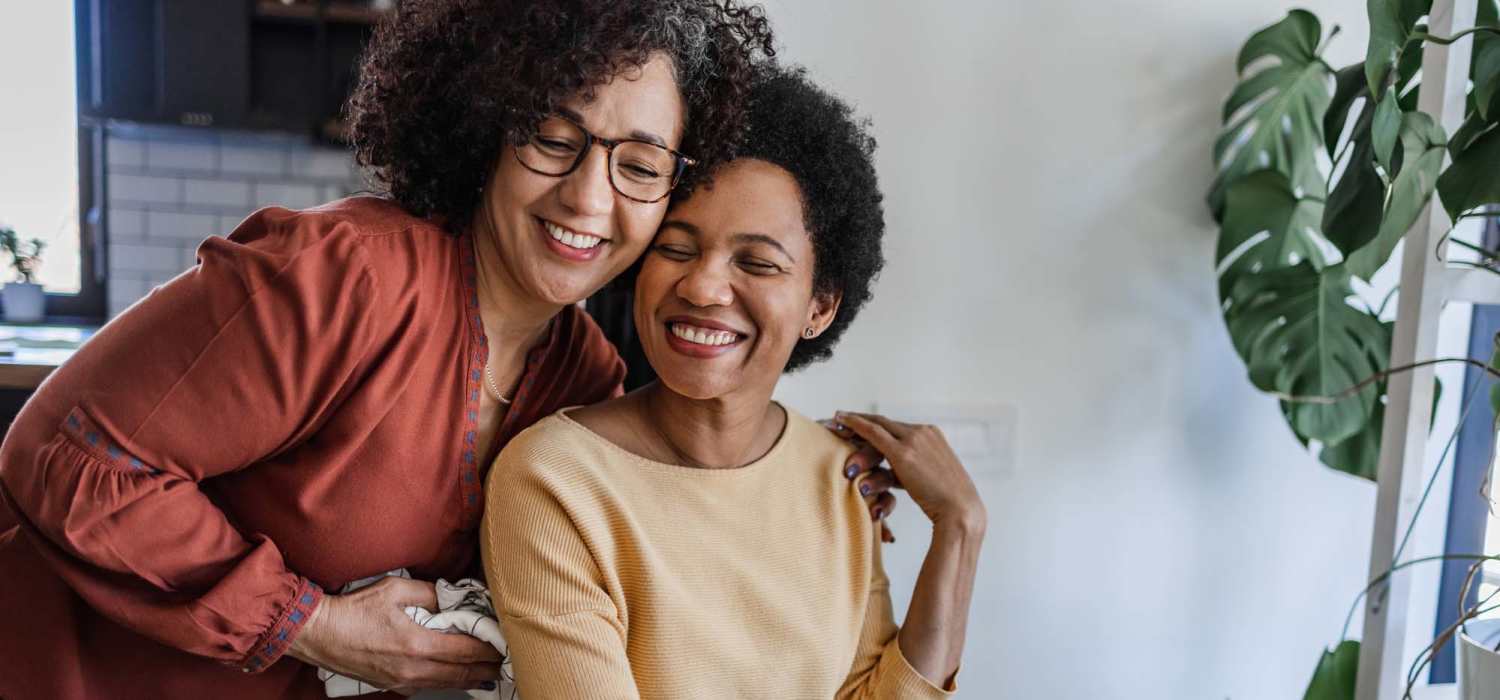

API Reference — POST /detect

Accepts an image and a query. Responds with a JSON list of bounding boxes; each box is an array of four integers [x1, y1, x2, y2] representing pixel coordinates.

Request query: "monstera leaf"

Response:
[[1225, 262, 1390, 445], [1209, 10, 1333, 219], [1474, 0, 1500, 119], [1438, 119, 1500, 221], [1316, 357, 1390, 481], [1315, 361, 1442, 482], [1365, 0, 1432, 96], [1303, 640, 1359, 700], [1322, 44, 1424, 258], [1217, 170, 1328, 301], [1212, 8, 1500, 484], [1345, 111, 1448, 281]]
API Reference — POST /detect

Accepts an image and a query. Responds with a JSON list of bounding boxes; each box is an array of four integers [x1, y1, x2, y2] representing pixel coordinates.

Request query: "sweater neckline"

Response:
[[554, 403, 798, 476]]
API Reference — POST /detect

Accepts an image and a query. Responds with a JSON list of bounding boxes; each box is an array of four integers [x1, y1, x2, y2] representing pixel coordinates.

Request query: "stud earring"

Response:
[[803, 328, 816, 339]]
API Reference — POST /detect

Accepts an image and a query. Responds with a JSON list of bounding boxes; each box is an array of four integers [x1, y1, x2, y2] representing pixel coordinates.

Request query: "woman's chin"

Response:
[[526, 271, 609, 307], [654, 372, 737, 402]]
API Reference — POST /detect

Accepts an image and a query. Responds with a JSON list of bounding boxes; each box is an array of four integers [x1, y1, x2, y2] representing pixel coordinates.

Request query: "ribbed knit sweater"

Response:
[[481, 407, 955, 699]]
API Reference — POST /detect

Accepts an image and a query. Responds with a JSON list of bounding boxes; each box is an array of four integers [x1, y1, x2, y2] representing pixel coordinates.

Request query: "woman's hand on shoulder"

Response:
[[825, 418, 901, 542], [287, 576, 503, 693], [831, 411, 987, 534]]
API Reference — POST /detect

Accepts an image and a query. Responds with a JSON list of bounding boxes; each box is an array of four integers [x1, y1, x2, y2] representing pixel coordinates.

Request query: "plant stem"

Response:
[[1411, 25, 1500, 45], [1340, 553, 1500, 642], [1272, 357, 1500, 405], [1392, 366, 1484, 565], [1374, 285, 1401, 317], [1316, 24, 1343, 56]]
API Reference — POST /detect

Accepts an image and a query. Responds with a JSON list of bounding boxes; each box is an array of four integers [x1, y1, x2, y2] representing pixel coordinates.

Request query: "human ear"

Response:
[[802, 290, 843, 338]]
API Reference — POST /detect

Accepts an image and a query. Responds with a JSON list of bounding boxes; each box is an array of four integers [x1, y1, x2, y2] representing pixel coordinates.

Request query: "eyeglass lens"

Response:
[[516, 117, 680, 202]]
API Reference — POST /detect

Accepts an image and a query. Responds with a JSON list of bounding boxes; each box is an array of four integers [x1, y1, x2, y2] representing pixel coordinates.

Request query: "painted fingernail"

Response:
[[859, 483, 871, 496], [845, 464, 859, 478], [873, 506, 884, 519], [480, 681, 497, 691]]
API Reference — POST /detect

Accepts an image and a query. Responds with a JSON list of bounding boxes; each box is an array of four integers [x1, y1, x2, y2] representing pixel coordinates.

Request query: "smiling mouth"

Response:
[[668, 322, 745, 347], [542, 219, 605, 250]]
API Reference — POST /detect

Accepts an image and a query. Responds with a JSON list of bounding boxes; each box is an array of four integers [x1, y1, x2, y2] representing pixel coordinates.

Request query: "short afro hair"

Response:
[[347, 0, 775, 233], [716, 65, 885, 373]]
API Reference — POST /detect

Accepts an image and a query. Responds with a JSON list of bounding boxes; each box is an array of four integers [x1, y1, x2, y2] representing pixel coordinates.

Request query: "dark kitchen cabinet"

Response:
[[77, 0, 384, 137], [78, 0, 250, 128]]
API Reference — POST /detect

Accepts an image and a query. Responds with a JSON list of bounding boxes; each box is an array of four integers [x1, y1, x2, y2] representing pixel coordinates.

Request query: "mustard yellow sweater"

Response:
[[481, 407, 955, 699]]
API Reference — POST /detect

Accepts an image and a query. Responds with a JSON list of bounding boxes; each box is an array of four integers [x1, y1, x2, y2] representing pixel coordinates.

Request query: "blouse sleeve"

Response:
[[836, 530, 958, 700], [0, 207, 383, 672], [481, 446, 640, 700]]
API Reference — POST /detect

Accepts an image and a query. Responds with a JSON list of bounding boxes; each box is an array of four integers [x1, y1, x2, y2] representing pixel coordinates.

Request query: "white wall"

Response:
[[764, 1, 1476, 697]]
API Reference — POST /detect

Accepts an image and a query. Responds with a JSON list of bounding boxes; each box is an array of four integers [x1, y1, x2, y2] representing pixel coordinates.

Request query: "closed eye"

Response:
[[653, 244, 694, 261], [738, 258, 784, 275]]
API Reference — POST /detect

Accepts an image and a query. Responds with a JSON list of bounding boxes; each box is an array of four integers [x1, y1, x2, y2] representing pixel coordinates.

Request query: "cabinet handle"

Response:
[[179, 112, 214, 127]]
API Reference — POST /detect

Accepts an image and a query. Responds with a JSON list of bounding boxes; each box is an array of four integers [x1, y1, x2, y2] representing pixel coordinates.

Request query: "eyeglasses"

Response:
[[514, 115, 697, 204]]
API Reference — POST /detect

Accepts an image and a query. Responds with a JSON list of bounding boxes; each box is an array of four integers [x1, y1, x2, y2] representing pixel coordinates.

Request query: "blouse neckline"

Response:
[[552, 402, 796, 477], [454, 230, 561, 528]]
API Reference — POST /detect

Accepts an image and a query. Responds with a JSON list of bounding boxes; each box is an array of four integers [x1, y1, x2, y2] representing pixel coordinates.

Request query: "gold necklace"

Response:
[[484, 363, 513, 405]]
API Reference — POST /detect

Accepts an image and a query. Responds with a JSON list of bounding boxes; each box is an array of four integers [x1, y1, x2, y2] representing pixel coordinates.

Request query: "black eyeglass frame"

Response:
[[513, 115, 698, 204]]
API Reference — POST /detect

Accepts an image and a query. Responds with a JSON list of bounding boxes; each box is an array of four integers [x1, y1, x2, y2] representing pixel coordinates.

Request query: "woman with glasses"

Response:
[[0, 3, 896, 699], [482, 66, 983, 699]]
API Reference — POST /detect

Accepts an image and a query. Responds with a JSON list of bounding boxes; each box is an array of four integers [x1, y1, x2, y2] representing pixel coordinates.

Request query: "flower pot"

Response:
[[1459, 618, 1500, 700], [1, 282, 44, 322]]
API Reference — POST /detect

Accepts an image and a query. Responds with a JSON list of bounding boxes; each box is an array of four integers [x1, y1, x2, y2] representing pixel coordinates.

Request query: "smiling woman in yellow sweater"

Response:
[[482, 65, 986, 699]]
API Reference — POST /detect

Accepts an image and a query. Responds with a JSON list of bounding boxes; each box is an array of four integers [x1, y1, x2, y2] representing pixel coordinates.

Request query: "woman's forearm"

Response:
[[896, 510, 986, 687]]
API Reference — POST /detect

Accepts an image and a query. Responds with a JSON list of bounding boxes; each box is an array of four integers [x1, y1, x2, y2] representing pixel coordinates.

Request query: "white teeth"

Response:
[[544, 221, 602, 250], [671, 323, 739, 347]]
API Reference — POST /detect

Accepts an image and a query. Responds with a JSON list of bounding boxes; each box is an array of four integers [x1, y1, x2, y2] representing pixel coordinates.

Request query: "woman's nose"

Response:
[[676, 261, 734, 308], [556, 146, 615, 217]]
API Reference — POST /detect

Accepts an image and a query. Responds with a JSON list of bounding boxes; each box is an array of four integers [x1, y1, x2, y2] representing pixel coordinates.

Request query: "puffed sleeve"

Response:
[[0, 206, 384, 672], [836, 530, 958, 699]]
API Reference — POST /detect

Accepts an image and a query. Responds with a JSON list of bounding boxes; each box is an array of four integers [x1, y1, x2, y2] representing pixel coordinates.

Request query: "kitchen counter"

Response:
[[0, 323, 95, 389]]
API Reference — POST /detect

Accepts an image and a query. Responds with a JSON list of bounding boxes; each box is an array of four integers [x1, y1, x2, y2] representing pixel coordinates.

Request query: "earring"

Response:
[[803, 328, 816, 339]]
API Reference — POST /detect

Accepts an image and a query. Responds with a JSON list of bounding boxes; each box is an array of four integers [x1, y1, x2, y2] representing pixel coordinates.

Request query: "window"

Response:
[[1433, 215, 1500, 682], [0, 2, 104, 320]]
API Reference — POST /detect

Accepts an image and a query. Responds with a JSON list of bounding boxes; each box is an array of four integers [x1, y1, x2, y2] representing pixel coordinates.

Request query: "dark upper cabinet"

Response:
[[160, 1, 251, 126], [78, 0, 250, 128], [77, 1, 380, 137]]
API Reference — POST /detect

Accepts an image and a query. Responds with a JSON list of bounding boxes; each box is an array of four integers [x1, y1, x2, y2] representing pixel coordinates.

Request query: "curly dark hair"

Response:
[[723, 65, 885, 373], [347, 0, 774, 232]]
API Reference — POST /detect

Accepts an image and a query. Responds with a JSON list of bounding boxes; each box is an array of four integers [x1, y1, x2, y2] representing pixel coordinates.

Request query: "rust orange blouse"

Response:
[[0, 197, 625, 699]]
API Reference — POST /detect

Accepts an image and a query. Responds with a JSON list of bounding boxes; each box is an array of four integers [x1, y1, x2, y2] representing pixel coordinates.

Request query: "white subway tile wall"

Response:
[[104, 124, 369, 317]]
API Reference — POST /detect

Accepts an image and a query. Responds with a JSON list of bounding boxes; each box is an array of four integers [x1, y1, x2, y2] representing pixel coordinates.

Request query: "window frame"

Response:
[[35, 0, 109, 324], [1431, 215, 1500, 683]]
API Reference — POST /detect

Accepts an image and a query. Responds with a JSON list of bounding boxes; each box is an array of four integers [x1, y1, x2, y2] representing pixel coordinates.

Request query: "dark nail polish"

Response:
[[480, 681, 497, 691], [845, 464, 859, 479], [873, 506, 884, 519], [859, 483, 871, 496]]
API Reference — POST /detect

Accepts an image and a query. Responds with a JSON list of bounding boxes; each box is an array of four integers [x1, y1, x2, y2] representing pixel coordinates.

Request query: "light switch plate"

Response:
[[868, 401, 1017, 476]]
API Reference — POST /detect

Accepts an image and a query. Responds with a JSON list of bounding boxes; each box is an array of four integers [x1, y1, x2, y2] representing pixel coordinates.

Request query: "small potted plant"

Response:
[[0, 226, 46, 322]]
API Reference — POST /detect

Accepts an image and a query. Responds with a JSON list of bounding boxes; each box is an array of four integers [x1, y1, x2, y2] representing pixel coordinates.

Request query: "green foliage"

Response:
[[1302, 640, 1359, 700], [1212, 5, 1500, 481], [0, 226, 45, 285], [1474, 0, 1500, 118], [1225, 262, 1389, 444], [1345, 111, 1448, 280], [1365, 0, 1433, 95], [1209, 10, 1332, 219]]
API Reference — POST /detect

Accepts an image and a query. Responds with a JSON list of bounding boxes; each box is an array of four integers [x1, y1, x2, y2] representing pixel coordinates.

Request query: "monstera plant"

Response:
[[1210, 2, 1500, 697], [1211, 0, 1500, 482]]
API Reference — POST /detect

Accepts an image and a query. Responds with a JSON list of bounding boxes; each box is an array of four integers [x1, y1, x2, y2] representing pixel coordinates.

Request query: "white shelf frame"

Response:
[[1356, 1, 1481, 698]]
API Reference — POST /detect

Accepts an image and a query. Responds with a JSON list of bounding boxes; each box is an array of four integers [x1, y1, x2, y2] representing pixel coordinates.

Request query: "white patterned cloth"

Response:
[[317, 569, 517, 699]]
